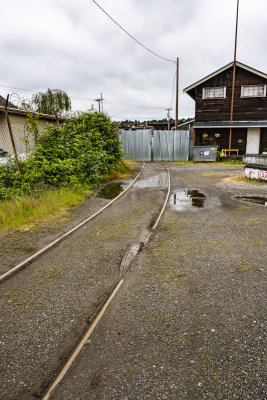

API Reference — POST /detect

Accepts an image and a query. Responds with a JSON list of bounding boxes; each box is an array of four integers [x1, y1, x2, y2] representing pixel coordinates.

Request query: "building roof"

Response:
[[0, 95, 15, 108], [0, 106, 67, 122], [183, 61, 267, 94], [178, 119, 195, 128], [193, 121, 267, 129]]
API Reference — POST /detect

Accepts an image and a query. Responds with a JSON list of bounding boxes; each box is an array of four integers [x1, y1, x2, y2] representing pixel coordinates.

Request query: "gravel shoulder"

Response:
[[50, 164, 266, 400], [0, 162, 168, 400]]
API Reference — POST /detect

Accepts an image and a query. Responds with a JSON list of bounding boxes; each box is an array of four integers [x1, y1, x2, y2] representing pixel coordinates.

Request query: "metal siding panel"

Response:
[[167, 130, 174, 161], [142, 130, 152, 161], [179, 130, 190, 161], [153, 131, 161, 161], [159, 131, 168, 161]]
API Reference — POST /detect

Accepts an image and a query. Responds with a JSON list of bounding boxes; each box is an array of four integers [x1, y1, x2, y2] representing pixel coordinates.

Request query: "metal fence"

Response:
[[119, 129, 190, 161]]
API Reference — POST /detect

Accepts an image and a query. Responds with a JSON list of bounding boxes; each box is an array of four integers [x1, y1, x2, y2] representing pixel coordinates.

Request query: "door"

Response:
[[246, 128, 260, 154]]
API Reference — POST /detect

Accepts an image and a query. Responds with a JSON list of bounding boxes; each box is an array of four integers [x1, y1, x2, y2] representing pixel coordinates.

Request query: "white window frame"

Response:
[[241, 84, 266, 98], [202, 87, 226, 99]]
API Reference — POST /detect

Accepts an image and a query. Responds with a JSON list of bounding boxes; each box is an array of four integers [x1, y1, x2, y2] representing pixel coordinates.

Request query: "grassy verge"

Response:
[[172, 160, 244, 166], [0, 187, 90, 233], [0, 161, 136, 234]]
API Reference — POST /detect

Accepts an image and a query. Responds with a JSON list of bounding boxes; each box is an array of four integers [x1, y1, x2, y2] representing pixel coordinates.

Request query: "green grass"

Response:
[[106, 161, 134, 180], [0, 187, 91, 233], [172, 160, 244, 166]]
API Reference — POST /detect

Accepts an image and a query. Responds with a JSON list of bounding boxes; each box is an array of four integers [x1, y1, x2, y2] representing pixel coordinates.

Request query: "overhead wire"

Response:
[[91, 0, 178, 117], [92, 0, 175, 63]]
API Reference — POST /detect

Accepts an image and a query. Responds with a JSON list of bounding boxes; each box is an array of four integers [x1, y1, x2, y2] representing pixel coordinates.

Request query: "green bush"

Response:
[[0, 111, 122, 199]]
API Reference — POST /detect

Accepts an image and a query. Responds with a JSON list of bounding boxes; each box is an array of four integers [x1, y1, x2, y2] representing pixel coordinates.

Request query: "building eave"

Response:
[[193, 121, 267, 129]]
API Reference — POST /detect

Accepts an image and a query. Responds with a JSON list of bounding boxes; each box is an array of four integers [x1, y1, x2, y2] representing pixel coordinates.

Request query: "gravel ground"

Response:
[[49, 163, 266, 400], [0, 162, 169, 400]]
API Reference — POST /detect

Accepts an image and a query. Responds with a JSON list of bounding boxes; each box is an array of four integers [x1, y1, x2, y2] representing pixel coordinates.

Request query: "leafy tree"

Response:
[[31, 89, 71, 116]]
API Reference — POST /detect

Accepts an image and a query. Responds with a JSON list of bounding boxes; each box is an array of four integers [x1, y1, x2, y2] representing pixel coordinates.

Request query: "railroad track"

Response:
[[43, 161, 170, 400], [0, 161, 171, 400]]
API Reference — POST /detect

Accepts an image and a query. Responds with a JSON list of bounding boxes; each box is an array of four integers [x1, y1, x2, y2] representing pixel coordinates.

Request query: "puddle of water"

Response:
[[235, 196, 267, 206], [134, 173, 168, 188], [97, 180, 132, 199], [170, 189, 206, 211]]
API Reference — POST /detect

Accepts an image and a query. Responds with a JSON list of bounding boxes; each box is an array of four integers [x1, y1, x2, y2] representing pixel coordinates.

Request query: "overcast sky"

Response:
[[1, 0, 266, 121]]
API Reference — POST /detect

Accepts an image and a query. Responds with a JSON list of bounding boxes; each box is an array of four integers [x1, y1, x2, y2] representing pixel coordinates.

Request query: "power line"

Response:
[[92, 0, 175, 63]]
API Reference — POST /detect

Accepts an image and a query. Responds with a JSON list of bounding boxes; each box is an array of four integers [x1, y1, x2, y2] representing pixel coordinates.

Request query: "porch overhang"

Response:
[[193, 121, 267, 129]]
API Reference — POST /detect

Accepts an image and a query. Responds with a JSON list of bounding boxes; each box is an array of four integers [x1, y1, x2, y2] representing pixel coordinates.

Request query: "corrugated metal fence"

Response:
[[119, 129, 190, 161]]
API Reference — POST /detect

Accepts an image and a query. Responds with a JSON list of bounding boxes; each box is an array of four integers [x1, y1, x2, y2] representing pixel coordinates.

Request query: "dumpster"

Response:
[[193, 146, 218, 162]]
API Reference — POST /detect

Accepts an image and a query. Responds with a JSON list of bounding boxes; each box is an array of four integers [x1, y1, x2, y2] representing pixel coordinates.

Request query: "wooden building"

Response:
[[183, 61, 267, 155]]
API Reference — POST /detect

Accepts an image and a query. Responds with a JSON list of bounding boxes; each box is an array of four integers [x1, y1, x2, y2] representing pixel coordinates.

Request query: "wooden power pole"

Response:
[[229, 0, 240, 156], [175, 57, 179, 130]]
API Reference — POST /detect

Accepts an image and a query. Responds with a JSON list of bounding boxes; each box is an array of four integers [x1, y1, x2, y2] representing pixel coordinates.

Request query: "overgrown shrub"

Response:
[[0, 111, 122, 199]]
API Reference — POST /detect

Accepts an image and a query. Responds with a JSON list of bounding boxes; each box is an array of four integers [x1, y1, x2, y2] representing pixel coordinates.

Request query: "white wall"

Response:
[[246, 128, 261, 154]]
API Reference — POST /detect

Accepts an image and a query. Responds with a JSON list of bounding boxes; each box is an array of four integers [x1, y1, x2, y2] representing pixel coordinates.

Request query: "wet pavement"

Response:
[[96, 180, 132, 199], [169, 189, 206, 210], [49, 163, 266, 400], [134, 173, 169, 188]]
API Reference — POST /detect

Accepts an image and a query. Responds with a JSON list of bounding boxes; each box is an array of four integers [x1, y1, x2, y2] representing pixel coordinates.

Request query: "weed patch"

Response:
[[201, 172, 228, 177], [0, 187, 90, 233], [236, 205, 248, 211]]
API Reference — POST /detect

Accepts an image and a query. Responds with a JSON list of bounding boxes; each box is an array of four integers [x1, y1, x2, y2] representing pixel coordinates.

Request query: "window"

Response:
[[202, 87, 226, 99], [241, 85, 266, 98]]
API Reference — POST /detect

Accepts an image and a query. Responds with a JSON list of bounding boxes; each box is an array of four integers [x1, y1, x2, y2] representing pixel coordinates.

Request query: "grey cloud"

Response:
[[0, 0, 266, 120]]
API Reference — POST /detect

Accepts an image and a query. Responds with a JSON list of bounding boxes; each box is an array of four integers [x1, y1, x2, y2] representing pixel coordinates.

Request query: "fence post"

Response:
[[5, 95, 20, 171]]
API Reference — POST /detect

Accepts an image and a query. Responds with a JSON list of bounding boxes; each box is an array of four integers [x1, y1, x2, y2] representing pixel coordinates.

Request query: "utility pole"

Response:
[[175, 57, 179, 130], [165, 108, 172, 131], [95, 93, 104, 113], [229, 0, 239, 156]]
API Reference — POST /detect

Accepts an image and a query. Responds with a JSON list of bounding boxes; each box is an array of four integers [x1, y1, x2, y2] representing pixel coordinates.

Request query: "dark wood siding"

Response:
[[195, 128, 247, 155], [193, 66, 267, 122]]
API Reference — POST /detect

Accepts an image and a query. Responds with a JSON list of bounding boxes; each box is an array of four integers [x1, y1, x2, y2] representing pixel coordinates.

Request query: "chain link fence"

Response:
[[0, 110, 59, 160]]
